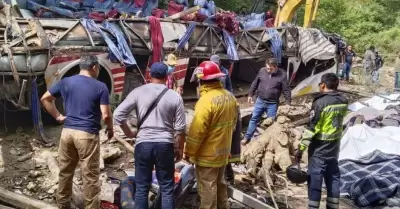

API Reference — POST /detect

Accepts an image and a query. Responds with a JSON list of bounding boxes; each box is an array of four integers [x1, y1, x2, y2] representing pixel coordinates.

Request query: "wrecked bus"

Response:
[[0, 2, 344, 113]]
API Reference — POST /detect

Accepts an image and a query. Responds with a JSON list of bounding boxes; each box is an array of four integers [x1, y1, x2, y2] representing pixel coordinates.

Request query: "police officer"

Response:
[[295, 73, 348, 209]]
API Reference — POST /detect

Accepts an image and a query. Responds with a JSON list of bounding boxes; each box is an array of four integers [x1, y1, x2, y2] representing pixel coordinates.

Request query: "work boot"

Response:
[[226, 163, 235, 185]]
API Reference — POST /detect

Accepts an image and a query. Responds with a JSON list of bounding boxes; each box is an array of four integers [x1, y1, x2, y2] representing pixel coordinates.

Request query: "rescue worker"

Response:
[[295, 73, 348, 209], [242, 57, 291, 145], [164, 53, 183, 95], [210, 54, 241, 185], [363, 46, 376, 75], [185, 61, 238, 209]]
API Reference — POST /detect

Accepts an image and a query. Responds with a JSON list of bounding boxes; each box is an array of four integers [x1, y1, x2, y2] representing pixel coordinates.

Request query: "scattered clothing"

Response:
[[339, 150, 400, 207], [177, 22, 196, 50], [267, 28, 283, 64], [216, 12, 239, 35], [222, 29, 239, 61], [148, 16, 164, 65]]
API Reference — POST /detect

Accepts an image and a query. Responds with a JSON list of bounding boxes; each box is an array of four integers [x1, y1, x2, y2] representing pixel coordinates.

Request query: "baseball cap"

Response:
[[150, 62, 168, 79], [210, 54, 221, 64]]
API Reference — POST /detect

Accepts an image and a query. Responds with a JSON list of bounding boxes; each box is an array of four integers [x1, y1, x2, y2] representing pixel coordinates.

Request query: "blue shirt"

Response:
[[219, 66, 233, 92], [49, 75, 110, 134]]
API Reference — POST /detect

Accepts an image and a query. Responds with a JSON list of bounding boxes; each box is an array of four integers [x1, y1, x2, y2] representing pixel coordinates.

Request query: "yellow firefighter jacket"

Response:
[[185, 81, 238, 167]]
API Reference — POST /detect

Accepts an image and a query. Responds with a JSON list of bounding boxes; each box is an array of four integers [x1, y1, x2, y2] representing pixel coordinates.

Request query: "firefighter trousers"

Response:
[[195, 165, 229, 209], [307, 156, 340, 209]]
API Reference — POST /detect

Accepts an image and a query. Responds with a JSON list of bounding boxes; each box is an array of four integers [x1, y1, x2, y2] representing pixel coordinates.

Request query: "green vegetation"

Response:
[[313, 0, 400, 57], [208, 0, 400, 58]]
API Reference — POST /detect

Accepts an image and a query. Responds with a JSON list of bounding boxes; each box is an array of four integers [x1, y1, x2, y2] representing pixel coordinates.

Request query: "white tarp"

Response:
[[348, 94, 400, 111], [339, 124, 400, 161]]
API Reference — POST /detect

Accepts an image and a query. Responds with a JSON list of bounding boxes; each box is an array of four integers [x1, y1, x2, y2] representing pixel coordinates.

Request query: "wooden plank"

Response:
[[0, 187, 57, 209]]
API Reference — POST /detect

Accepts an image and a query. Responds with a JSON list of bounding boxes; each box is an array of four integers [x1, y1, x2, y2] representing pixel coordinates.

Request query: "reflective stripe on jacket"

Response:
[[300, 91, 348, 159], [185, 81, 238, 167]]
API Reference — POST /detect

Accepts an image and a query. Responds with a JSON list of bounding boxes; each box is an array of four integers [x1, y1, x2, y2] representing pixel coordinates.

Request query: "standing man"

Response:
[[210, 54, 241, 185], [210, 54, 233, 92], [295, 73, 348, 209], [372, 51, 384, 83], [113, 62, 186, 209], [363, 46, 376, 76], [242, 57, 291, 145], [341, 45, 356, 81], [164, 53, 183, 95], [185, 61, 238, 209], [394, 53, 400, 90], [41, 55, 113, 209]]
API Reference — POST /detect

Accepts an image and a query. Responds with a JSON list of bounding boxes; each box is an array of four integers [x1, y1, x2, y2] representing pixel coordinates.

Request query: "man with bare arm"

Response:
[[41, 55, 113, 209]]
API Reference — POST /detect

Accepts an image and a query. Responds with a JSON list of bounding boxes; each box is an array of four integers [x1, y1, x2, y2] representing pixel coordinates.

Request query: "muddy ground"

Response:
[[0, 65, 396, 208]]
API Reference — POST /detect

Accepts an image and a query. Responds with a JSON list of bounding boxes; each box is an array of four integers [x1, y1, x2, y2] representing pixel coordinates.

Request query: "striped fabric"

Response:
[[267, 28, 282, 64], [298, 28, 336, 64], [177, 22, 196, 50], [222, 29, 239, 61]]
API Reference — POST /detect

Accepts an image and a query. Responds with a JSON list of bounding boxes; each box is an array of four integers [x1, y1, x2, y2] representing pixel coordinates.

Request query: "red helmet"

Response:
[[192, 61, 226, 81]]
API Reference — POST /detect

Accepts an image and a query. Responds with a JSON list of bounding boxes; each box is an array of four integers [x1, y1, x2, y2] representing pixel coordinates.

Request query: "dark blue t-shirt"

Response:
[[49, 75, 110, 134]]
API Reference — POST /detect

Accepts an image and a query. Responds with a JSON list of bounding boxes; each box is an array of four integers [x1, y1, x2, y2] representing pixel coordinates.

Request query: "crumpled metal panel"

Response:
[[0, 54, 48, 72]]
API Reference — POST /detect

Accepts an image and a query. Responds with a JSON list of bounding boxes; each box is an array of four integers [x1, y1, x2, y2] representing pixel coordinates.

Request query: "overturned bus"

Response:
[[0, 1, 344, 113]]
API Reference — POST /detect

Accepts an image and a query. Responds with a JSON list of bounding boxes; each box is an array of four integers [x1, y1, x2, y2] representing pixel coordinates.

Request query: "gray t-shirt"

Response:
[[113, 83, 186, 144]]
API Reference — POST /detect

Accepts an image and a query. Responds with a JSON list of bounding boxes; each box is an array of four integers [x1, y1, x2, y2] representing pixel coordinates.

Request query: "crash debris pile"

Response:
[[0, 128, 128, 208], [240, 104, 310, 190], [12, 0, 272, 31]]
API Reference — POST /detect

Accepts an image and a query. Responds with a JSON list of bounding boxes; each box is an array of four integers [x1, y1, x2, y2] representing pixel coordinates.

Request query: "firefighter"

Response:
[[294, 73, 348, 209], [185, 61, 238, 209]]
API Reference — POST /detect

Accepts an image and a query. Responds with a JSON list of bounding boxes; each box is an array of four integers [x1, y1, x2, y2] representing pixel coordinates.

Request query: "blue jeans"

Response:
[[341, 63, 351, 81], [372, 69, 379, 83], [245, 98, 278, 140], [307, 156, 340, 209], [134, 142, 175, 209]]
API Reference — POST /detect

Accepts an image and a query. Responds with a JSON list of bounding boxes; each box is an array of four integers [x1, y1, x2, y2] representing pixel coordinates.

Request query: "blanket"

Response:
[[339, 150, 400, 207]]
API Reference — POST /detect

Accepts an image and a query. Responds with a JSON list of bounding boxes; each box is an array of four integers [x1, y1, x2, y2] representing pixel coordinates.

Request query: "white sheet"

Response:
[[348, 94, 400, 111], [339, 124, 400, 161]]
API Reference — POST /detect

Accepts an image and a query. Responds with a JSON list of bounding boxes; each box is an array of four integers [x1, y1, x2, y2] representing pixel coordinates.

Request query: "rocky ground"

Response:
[[0, 65, 396, 208]]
